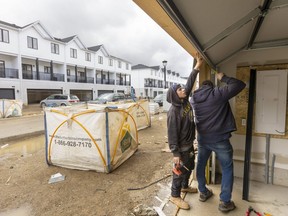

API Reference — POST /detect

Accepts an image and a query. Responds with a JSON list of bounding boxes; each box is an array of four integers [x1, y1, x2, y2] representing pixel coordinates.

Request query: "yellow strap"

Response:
[[47, 109, 106, 167]]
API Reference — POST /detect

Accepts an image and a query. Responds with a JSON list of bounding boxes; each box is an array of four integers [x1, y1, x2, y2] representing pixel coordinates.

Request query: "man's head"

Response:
[[172, 84, 186, 99], [201, 80, 214, 88]]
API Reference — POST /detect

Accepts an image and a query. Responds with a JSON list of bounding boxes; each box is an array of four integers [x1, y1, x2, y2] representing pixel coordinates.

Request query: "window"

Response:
[[85, 53, 91, 61], [22, 64, 32, 72], [70, 48, 77, 58], [0, 60, 5, 77], [27, 36, 38, 49], [126, 63, 129, 70], [67, 69, 70, 76], [51, 43, 59, 54], [59, 95, 68, 100], [0, 28, 9, 43], [118, 61, 122, 68], [109, 59, 113, 66], [98, 56, 103, 64], [44, 66, 51, 74]]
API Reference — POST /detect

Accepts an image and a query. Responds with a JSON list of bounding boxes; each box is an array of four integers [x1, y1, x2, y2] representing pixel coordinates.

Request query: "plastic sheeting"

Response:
[[149, 102, 160, 115], [0, 99, 23, 118], [45, 100, 151, 173]]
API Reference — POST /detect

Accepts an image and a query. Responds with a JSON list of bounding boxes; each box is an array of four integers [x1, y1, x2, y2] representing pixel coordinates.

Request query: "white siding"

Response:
[[220, 46, 288, 184], [0, 20, 132, 104], [0, 26, 19, 55]]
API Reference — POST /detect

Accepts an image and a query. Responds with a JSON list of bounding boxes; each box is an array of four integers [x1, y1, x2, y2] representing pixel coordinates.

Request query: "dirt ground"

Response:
[[0, 111, 173, 216]]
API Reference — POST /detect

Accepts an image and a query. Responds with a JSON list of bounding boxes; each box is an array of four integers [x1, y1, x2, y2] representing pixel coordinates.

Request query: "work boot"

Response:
[[218, 200, 236, 212], [181, 186, 198, 193], [169, 196, 190, 210], [199, 188, 213, 202]]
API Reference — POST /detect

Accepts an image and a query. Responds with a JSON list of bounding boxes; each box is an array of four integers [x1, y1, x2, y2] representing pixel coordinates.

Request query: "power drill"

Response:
[[246, 206, 271, 216], [172, 161, 190, 176]]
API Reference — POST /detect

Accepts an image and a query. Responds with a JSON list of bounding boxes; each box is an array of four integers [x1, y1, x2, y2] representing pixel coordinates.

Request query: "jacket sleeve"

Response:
[[218, 75, 246, 101], [185, 69, 200, 98], [167, 111, 181, 157]]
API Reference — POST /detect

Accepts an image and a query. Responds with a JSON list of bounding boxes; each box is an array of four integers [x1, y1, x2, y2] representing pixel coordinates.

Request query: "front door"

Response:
[[0, 60, 5, 78], [22, 64, 33, 79]]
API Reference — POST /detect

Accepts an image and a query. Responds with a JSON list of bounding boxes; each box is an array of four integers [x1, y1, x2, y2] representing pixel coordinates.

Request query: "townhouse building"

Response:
[[0, 20, 132, 104], [131, 64, 187, 99]]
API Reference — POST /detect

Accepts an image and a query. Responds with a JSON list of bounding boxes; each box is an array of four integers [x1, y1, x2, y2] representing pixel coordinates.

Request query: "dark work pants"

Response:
[[171, 150, 195, 197]]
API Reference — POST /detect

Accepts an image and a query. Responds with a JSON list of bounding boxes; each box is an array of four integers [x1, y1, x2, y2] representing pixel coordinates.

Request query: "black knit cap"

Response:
[[171, 84, 184, 92], [202, 80, 214, 87]]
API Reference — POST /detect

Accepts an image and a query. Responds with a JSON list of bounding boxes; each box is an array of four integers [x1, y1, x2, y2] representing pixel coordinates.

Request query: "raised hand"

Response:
[[194, 52, 203, 70]]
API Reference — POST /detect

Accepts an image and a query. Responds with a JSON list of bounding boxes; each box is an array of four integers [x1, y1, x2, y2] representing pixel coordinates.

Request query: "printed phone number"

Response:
[[54, 139, 92, 148]]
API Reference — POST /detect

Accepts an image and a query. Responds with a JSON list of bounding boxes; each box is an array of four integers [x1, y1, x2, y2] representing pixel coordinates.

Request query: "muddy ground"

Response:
[[0, 112, 174, 216]]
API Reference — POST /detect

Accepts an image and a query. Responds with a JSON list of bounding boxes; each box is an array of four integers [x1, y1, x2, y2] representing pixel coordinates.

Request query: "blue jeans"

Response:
[[196, 139, 234, 203]]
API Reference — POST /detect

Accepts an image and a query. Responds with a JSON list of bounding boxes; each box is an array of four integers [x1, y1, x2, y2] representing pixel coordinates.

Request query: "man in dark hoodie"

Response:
[[190, 72, 246, 212], [167, 53, 203, 210]]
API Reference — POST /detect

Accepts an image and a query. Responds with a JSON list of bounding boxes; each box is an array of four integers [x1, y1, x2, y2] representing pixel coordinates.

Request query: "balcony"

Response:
[[116, 80, 130, 86], [22, 70, 64, 81], [144, 83, 158, 88], [67, 75, 94, 83], [96, 78, 115, 85], [0, 68, 19, 79]]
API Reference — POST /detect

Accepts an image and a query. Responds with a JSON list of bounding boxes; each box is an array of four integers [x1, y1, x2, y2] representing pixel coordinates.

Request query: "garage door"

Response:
[[70, 90, 93, 101], [27, 89, 62, 104], [0, 88, 15, 99], [98, 90, 113, 97]]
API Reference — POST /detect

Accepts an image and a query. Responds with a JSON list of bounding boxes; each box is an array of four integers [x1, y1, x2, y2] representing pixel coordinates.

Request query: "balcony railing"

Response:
[[86, 77, 94, 83], [78, 77, 87, 83], [116, 80, 130, 86], [96, 78, 115, 85], [22, 70, 64, 81], [144, 83, 158, 88], [53, 73, 65, 82], [0, 68, 19, 79], [67, 75, 94, 83]]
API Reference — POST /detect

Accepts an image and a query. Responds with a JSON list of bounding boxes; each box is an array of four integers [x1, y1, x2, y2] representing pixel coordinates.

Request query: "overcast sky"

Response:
[[0, 0, 194, 76]]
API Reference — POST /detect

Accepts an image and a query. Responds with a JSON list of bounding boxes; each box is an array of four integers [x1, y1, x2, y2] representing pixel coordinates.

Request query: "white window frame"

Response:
[[67, 69, 71, 76], [51, 43, 59, 54], [109, 59, 113, 66], [79, 71, 85, 77], [27, 36, 38, 49], [70, 48, 77, 58], [98, 56, 103, 64], [85, 52, 91, 61], [44, 66, 51, 74], [0, 28, 9, 43]]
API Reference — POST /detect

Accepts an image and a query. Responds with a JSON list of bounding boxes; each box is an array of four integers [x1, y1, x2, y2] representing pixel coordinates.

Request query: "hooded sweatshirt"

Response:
[[167, 69, 199, 157], [190, 75, 246, 143]]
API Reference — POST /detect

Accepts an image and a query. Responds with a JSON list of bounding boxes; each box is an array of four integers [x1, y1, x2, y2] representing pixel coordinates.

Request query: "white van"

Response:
[[40, 94, 79, 108]]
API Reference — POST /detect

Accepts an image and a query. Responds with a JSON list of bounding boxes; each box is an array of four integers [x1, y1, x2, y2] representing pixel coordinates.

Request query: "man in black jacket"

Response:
[[190, 72, 246, 212], [167, 53, 202, 210]]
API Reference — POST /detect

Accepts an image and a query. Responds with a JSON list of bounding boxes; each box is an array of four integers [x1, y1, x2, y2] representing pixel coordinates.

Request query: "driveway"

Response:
[[0, 105, 44, 143]]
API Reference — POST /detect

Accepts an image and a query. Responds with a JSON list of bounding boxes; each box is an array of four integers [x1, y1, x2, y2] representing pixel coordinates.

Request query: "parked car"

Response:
[[153, 94, 164, 106], [40, 94, 80, 108], [89, 92, 126, 104]]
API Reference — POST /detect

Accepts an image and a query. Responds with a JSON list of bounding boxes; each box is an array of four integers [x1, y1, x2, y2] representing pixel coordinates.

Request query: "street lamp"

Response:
[[162, 60, 167, 89]]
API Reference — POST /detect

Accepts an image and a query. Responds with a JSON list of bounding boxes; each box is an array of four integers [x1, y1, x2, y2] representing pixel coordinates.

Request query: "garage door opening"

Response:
[[0, 88, 15, 99], [70, 90, 92, 101], [27, 89, 62, 104]]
